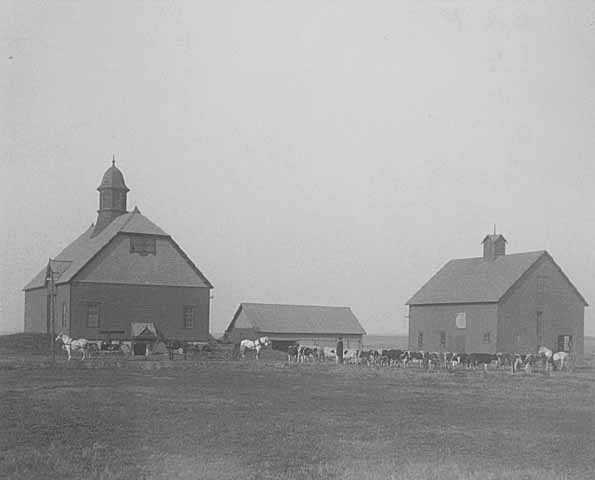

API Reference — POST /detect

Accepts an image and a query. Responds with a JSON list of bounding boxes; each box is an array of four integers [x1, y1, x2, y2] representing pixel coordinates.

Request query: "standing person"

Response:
[[336, 337, 344, 365]]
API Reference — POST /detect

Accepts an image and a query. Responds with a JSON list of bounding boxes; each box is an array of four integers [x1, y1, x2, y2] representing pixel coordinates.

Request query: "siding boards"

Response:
[[408, 304, 498, 353], [70, 283, 210, 341], [75, 235, 208, 287], [498, 256, 584, 356]]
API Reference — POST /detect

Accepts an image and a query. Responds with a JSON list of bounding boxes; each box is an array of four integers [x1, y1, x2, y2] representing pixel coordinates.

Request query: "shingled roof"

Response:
[[228, 303, 367, 335], [406, 251, 587, 306], [23, 210, 211, 290]]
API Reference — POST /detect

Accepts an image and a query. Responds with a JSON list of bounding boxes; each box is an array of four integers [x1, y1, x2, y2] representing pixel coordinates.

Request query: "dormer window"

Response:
[[130, 236, 156, 255]]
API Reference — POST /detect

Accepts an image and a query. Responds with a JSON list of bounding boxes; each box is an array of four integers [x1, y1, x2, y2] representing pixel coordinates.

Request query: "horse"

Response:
[[55, 333, 89, 361], [537, 345, 554, 372], [239, 336, 271, 360], [553, 351, 570, 371]]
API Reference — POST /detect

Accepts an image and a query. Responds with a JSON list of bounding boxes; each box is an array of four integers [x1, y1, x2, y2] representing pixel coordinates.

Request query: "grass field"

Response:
[[1, 335, 594, 480]]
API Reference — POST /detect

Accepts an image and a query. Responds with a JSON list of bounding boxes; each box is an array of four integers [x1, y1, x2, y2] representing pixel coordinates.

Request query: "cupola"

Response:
[[482, 232, 507, 261], [92, 157, 129, 236]]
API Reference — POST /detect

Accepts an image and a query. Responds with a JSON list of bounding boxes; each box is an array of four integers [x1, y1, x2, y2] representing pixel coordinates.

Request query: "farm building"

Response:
[[406, 233, 587, 359], [224, 303, 366, 350], [23, 160, 213, 346]]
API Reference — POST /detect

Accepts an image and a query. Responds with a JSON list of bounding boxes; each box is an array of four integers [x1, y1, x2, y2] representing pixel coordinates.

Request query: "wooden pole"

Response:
[[49, 259, 56, 363]]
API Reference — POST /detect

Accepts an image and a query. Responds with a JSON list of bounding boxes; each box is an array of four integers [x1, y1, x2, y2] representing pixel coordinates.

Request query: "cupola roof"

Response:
[[97, 158, 129, 191]]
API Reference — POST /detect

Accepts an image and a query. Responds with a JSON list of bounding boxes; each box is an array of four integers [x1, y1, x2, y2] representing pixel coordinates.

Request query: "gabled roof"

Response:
[[227, 303, 367, 335], [23, 211, 212, 290], [406, 250, 588, 306]]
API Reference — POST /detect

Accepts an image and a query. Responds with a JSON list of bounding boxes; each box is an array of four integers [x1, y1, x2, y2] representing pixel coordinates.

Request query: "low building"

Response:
[[406, 233, 587, 359], [224, 303, 366, 350], [23, 161, 213, 344]]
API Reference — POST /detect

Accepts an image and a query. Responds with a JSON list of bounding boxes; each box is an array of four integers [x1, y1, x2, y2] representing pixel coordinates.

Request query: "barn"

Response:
[[23, 160, 213, 345], [224, 303, 366, 350], [406, 233, 587, 360]]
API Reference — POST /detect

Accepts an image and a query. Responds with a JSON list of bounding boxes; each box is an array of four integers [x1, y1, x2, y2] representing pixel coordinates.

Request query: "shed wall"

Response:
[[260, 333, 363, 349]]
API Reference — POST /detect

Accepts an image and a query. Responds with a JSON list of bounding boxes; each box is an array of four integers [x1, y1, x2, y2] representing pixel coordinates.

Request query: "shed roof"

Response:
[[227, 303, 366, 335], [23, 210, 212, 290], [406, 251, 587, 306]]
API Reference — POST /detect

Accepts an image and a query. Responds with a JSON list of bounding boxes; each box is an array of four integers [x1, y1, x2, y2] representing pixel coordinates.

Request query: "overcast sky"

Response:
[[2, 1, 595, 336]]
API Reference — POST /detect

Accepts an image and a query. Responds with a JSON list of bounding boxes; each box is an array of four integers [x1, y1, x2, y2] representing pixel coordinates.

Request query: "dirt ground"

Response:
[[1, 348, 594, 480]]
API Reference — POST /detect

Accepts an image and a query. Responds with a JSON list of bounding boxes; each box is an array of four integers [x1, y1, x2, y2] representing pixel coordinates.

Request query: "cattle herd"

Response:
[[285, 344, 573, 373]]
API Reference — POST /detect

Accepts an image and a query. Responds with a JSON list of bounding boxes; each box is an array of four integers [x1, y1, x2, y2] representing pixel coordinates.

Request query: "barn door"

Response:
[[454, 335, 466, 353]]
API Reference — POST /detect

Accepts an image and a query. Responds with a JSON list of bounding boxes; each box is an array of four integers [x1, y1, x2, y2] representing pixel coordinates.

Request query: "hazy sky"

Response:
[[2, 1, 595, 336]]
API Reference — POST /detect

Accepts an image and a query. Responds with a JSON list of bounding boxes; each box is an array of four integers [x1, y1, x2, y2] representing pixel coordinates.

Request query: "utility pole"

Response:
[[47, 259, 56, 363]]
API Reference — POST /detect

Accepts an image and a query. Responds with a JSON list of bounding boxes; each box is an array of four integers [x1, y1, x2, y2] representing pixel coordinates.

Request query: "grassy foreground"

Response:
[[1, 347, 594, 480]]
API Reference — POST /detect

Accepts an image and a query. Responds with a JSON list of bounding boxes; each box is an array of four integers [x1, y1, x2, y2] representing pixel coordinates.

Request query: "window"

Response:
[[183, 306, 194, 329], [61, 302, 67, 328], [536, 312, 543, 344], [455, 312, 466, 329], [417, 332, 424, 348], [557, 335, 572, 353], [439, 331, 446, 348], [483, 332, 491, 344], [130, 236, 156, 256], [87, 303, 100, 328], [537, 276, 547, 294]]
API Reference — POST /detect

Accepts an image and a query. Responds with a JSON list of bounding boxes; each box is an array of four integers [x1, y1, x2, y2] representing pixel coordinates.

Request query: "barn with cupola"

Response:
[[406, 233, 587, 360], [23, 160, 212, 346]]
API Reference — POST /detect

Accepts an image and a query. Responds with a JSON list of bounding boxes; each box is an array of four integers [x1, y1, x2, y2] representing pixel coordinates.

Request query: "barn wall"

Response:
[[55, 284, 71, 336], [498, 256, 585, 358], [70, 283, 210, 341], [75, 234, 209, 287], [23, 285, 71, 335], [24, 288, 47, 333], [408, 303, 498, 353]]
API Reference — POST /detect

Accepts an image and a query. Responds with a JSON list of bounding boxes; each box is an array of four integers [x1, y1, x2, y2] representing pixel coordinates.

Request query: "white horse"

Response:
[[553, 351, 570, 371], [537, 345, 554, 371], [239, 336, 271, 360], [55, 333, 89, 360]]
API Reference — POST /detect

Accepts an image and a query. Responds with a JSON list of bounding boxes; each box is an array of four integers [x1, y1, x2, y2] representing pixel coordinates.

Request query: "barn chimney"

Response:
[[482, 233, 507, 261]]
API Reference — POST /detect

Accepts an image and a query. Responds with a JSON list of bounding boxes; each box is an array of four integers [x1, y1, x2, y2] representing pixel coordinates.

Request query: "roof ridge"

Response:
[[450, 250, 547, 262], [116, 211, 136, 232], [242, 302, 351, 309]]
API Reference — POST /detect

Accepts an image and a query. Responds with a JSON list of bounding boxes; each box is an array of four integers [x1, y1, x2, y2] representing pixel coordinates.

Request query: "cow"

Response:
[[496, 352, 515, 369], [287, 344, 299, 364], [424, 352, 441, 370], [402, 351, 424, 367], [468, 353, 498, 370], [359, 349, 380, 367], [343, 349, 360, 365], [322, 347, 337, 361], [380, 349, 403, 367], [298, 346, 316, 363], [443, 352, 457, 369], [452, 352, 471, 368]]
